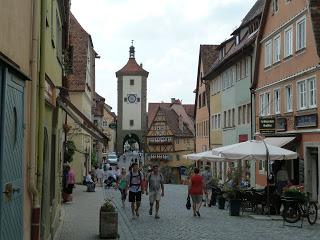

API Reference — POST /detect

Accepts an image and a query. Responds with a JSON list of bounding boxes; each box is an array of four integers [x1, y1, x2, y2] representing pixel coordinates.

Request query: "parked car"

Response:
[[107, 153, 118, 166]]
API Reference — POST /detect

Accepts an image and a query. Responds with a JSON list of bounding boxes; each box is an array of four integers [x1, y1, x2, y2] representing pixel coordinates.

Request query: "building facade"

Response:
[[116, 43, 148, 154], [253, 0, 320, 201], [146, 100, 195, 183], [194, 45, 219, 156], [203, 0, 264, 184]]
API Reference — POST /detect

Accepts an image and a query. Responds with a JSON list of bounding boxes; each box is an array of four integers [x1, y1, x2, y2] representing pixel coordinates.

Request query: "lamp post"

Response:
[[255, 132, 271, 216]]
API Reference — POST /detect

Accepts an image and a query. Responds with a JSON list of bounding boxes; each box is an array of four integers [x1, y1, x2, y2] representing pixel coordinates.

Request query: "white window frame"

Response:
[[285, 85, 293, 112], [296, 15, 306, 51], [308, 77, 317, 108], [264, 40, 272, 68], [272, 0, 279, 14], [273, 34, 281, 63], [284, 26, 293, 58], [297, 80, 307, 110], [260, 92, 271, 116], [274, 88, 280, 114]]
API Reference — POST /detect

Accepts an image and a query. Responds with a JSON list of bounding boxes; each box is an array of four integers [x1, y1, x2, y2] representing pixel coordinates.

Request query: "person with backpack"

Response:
[[145, 164, 164, 219], [126, 162, 144, 219]]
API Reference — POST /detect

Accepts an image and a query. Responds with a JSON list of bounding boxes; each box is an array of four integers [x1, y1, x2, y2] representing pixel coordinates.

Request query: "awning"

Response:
[[57, 95, 109, 145], [264, 137, 295, 147]]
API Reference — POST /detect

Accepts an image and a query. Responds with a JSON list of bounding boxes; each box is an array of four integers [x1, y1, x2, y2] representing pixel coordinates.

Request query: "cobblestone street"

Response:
[[55, 184, 320, 240]]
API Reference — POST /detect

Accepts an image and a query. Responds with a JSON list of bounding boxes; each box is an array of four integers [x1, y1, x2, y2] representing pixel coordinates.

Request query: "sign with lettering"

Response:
[[109, 123, 117, 129], [276, 118, 287, 132], [295, 114, 317, 128], [259, 118, 275, 135]]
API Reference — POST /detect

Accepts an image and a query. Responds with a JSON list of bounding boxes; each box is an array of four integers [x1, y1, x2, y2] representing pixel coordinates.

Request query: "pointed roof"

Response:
[[199, 45, 220, 75], [116, 43, 149, 77]]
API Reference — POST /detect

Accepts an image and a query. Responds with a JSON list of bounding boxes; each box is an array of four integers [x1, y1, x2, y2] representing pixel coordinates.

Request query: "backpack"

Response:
[[129, 171, 142, 188]]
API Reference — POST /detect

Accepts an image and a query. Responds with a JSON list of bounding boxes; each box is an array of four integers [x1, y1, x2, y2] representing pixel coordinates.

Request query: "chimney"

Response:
[[171, 98, 175, 103], [179, 114, 183, 132], [140, 63, 143, 68]]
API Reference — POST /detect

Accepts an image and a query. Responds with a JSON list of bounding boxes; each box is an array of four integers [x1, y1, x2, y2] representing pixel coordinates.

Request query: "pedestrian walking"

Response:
[[188, 167, 205, 217], [96, 165, 104, 187], [201, 165, 212, 207], [118, 168, 128, 208], [146, 164, 164, 219], [126, 162, 144, 219]]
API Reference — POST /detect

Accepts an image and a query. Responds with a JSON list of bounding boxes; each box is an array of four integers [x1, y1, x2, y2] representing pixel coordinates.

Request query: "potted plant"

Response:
[[99, 199, 118, 239], [223, 167, 242, 216], [209, 177, 220, 207]]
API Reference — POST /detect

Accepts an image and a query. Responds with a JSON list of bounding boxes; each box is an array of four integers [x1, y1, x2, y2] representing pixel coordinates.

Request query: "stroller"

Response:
[[104, 176, 116, 188]]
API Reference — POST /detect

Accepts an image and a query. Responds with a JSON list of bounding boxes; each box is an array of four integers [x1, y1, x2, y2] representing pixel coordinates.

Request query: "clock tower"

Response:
[[116, 42, 149, 154]]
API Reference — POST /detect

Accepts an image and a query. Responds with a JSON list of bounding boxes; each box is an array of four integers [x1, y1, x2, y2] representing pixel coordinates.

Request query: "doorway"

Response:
[[306, 147, 319, 202]]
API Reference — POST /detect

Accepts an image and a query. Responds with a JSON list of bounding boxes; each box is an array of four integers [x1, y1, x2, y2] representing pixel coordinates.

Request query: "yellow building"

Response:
[[146, 100, 195, 183]]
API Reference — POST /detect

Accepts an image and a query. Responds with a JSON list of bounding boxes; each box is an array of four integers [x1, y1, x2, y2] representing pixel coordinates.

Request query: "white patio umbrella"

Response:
[[212, 140, 298, 215], [184, 151, 224, 162], [212, 140, 297, 161]]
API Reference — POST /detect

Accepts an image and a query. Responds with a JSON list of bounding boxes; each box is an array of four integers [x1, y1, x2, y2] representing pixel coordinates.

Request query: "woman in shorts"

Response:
[[188, 167, 205, 217], [118, 168, 128, 208]]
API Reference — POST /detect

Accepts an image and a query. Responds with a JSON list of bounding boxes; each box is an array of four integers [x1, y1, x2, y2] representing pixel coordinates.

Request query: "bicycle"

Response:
[[281, 192, 318, 226]]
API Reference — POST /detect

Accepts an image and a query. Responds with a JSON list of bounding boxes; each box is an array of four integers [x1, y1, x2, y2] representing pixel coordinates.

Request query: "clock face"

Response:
[[128, 94, 137, 103]]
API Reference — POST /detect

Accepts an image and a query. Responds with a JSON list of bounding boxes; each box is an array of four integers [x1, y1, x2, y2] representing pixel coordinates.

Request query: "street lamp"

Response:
[[255, 132, 271, 216]]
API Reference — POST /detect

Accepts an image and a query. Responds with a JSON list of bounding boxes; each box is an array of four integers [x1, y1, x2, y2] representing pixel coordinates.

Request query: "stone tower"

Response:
[[116, 42, 149, 154]]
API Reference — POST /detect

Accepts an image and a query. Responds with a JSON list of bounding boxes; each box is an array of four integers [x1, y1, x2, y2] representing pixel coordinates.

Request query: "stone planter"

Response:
[[99, 207, 118, 239], [229, 199, 241, 216], [217, 195, 225, 209]]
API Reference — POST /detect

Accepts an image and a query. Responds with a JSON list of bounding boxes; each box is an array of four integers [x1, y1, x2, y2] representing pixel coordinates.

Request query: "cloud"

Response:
[[71, 0, 257, 112]]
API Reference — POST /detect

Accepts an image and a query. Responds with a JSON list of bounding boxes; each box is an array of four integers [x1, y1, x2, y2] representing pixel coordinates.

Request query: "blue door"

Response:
[[0, 66, 24, 240]]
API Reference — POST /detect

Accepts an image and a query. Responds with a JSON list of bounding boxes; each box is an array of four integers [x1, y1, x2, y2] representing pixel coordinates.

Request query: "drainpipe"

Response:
[[30, 0, 40, 239], [32, 0, 47, 239]]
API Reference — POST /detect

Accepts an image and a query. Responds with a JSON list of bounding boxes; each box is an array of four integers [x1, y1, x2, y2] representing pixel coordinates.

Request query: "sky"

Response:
[[71, 0, 257, 112]]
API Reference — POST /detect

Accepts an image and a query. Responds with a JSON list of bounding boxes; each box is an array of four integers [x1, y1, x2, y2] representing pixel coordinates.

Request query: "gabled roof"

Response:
[[310, 0, 320, 58], [199, 45, 220, 74], [203, 32, 257, 80], [232, 0, 265, 35], [152, 106, 193, 137], [148, 102, 195, 128], [116, 58, 149, 77]]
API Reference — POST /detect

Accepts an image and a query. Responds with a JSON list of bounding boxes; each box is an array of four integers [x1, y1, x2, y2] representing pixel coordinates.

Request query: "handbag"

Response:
[[186, 195, 191, 210]]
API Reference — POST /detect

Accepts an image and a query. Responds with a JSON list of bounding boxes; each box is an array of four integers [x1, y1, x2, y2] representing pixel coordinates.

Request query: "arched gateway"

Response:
[[115, 42, 148, 154]]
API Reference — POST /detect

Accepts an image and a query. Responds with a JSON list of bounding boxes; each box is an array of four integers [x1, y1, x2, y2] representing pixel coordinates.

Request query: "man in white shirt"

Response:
[[146, 164, 164, 219]]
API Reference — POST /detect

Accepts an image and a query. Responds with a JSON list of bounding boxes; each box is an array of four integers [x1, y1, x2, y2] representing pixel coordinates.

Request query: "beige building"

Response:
[[146, 99, 195, 183], [194, 45, 219, 156], [252, 0, 320, 200]]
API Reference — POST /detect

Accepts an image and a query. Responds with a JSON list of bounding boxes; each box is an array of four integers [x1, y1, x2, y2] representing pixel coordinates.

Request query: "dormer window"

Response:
[[220, 47, 225, 59], [236, 35, 240, 45], [272, 0, 279, 14]]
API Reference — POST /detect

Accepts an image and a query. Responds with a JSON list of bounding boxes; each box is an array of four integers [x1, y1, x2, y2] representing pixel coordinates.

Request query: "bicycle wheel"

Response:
[[307, 202, 318, 225], [283, 202, 301, 223]]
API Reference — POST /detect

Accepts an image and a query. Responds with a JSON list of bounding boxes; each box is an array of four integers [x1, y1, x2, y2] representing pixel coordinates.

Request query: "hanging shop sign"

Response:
[[259, 118, 275, 135]]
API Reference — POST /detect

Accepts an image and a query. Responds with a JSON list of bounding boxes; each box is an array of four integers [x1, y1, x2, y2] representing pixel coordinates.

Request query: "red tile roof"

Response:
[[116, 58, 149, 77]]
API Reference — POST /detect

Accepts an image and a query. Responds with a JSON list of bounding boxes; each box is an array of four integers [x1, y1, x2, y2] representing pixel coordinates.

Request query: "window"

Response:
[[137, 97, 140, 102], [232, 109, 235, 127], [245, 58, 250, 77], [296, 16, 306, 51], [247, 104, 251, 124], [273, 35, 281, 63], [284, 26, 293, 57], [242, 105, 246, 125], [309, 78, 316, 107], [274, 89, 280, 114], [272, 0, 279, 13], [228, 109, 231, 127], [56, 10, 62, 62], [260, 93, 270, 116], [94, 120, 98, 126], [130, 120, 134, 126], [124, 97, 127, 102], [297, 81, 307, 110], [236, 35, 240, 45], [102, 120, 108, 127], [264, 40, 272, 68], [238, 106, 241, 125], [285, 85, 292, 112], [224, 111, 227, 128], [130, 79, 134, 85]]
